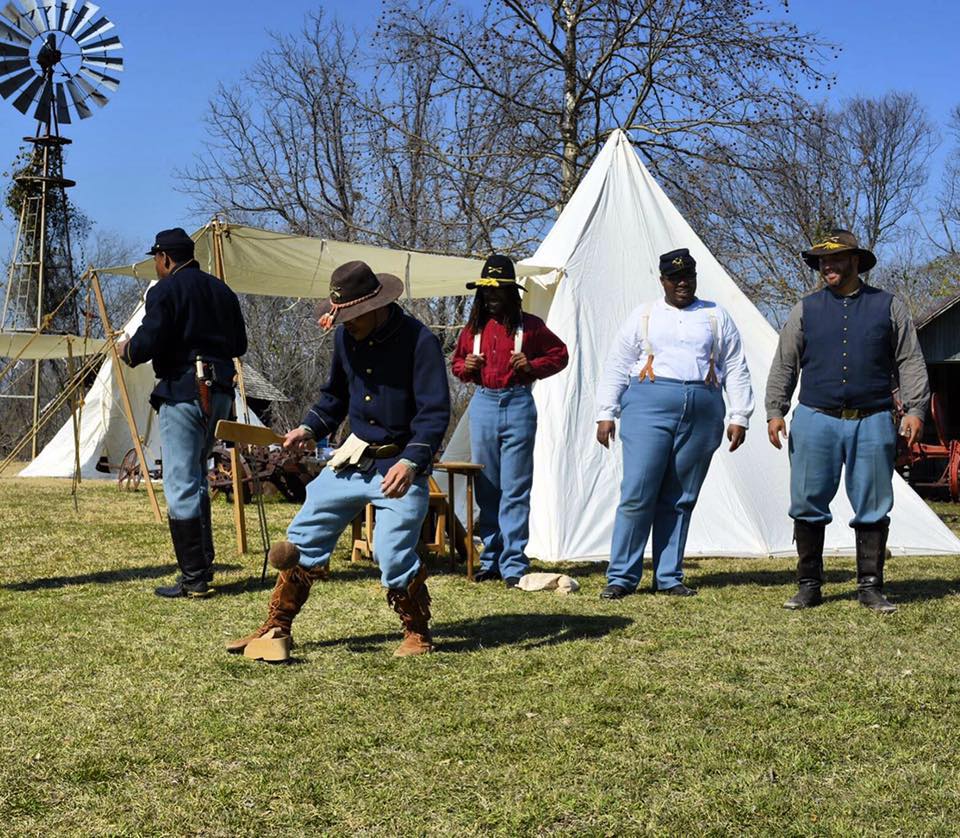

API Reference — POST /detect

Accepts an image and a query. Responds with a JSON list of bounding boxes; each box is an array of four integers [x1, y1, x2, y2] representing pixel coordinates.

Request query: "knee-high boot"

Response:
[[784, 520, 825, 610], [855, 523, 897, 613], [156, 517, 213, 599]]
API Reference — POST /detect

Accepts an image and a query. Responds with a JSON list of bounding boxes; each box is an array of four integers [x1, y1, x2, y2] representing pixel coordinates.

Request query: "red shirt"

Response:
[[452, 313, 569, 388]]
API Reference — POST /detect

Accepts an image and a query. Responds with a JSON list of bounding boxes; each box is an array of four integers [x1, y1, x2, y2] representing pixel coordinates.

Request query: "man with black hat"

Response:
[[766, 230, 929, 613], [451, 255, 568, 587], [595, 248, 754, 599], [117, 227, 247, 598], [226, 260, 450, 660]]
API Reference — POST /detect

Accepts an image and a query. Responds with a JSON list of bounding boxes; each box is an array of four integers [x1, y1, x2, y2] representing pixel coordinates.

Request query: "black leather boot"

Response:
[[156, 517, 214, 598], [784, 520, 824, 610], [855, 523, 897, 613], [199, 493, 215, 583]]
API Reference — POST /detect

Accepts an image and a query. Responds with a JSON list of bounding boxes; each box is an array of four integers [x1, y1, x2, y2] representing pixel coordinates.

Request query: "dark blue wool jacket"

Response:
[[303, 304, 451, 476], [124, 261, 248, 409], [799, 284, 894, 412]]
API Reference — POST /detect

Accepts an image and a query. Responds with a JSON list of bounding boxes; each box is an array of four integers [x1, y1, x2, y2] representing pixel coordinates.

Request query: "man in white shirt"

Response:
[[595, 248, 754, 598]]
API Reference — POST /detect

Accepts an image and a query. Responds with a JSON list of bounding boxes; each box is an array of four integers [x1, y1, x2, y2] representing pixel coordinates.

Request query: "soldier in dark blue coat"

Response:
[[118, 228, 247, 598], [227, 261, 451, 661], [766, 230, 929, 613]]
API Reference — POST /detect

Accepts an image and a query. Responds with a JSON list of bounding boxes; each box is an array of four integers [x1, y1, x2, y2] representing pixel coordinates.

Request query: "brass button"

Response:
[[368, 419, 375, 425], [366, 368, 373, 374], [364, 395, 372, 402]]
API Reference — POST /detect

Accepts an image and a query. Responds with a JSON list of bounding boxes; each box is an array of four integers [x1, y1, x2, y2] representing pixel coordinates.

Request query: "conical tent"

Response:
[[19, 290, 262, 480], [447, 130, 960, 558]]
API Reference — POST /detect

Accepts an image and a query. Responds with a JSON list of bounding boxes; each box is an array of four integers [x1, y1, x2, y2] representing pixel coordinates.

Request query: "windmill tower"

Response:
[[0, 0, 122, 457]]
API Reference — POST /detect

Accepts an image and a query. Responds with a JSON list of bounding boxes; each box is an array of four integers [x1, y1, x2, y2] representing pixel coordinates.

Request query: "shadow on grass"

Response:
[[2, 563, 243, 592], [694, 568, 855, 588], [211, 562, 383, 597], [299, 612, 633, 655], [821, 576, 960, 605]]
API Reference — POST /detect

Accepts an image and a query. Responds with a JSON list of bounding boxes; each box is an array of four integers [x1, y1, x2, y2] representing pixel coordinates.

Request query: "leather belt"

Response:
[[814, 406, 889, 420], [367, 443, 401, 459]]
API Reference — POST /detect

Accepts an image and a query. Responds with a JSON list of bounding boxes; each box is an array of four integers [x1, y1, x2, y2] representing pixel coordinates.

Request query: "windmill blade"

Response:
[[2, 2, 41, 38], [19, 0, 50, 33], [79, 33, 120, 52], [0, 41, 29, 60], [0, 16, 31, 45], [59, 0, 78, 33], [82, 53, 120, 71], [0, 65, 34, 98], [65, 75, 90, 117], [12, 72, 45, 113], [78, 64, 117, 90], [54, 78, 70, 123], [64, 0, 96, 37], [43, 0, 62, 31], [0, 55, 31, 74], [73, 70, 106, 106], [32, 73, 52, 121], [75, 13, 112, 44]]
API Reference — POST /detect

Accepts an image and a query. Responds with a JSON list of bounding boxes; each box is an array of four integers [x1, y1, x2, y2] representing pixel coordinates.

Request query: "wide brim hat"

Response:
[[802, 231, 877, 273], [316, 260, 404, 326], [466, 253, 524, 290]]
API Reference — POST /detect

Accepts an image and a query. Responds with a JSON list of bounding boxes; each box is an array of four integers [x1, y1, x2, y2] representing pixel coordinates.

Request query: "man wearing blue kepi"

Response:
[[595, 248, 754, 599], [117, 228, 247, 599], [767, 230, 929, 613], [227, 261, 450, 660]]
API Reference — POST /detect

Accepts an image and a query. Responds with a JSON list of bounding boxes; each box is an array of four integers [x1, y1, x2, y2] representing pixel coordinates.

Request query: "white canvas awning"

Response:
[[100, 224, 555, 299], [0, 331, 107, 360]]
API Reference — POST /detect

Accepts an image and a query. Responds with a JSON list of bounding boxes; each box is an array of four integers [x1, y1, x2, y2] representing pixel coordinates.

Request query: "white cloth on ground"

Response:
[[516, 572, 580, 594]]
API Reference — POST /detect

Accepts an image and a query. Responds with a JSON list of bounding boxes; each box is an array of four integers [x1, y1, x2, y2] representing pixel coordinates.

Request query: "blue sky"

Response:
[[1, 0, 958, 259]]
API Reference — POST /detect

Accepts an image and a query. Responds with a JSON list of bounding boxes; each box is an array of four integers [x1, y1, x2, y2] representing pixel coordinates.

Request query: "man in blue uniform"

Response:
[[118, 228, 247, 598], [227, 260, 451, 660], [766, 230, 929, 613]]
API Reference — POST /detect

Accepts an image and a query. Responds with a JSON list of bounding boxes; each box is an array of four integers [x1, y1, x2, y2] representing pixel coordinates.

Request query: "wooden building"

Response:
[[916, 291, 960, 443]]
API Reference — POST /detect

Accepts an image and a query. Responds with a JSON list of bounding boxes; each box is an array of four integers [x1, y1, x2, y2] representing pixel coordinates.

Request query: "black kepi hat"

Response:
[[659, 248, 697, 277], [146, 227, 195, 256], [466, 254, 523, 290], [316, 260, 404, 329], [801, 230, 877, 273]]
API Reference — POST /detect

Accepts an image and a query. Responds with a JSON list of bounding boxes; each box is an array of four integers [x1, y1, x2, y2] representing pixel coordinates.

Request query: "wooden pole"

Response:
[[66, 340, 81, 490], [210, 218, 250, 553], [229, 446, 248, 554], [89, 271, 163, 523]]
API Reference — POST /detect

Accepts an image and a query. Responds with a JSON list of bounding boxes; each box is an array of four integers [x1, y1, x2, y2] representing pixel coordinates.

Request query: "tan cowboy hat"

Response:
[[802, 230, 877, 273], [316, 261, 404, 327]]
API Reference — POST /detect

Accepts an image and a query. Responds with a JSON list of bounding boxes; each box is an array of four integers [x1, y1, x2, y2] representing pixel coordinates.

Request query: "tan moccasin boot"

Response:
[[387, 564, 434, 657]]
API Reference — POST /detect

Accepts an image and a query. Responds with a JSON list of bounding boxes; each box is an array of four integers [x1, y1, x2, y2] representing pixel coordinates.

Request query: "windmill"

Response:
[[0, 0, 122, 457]]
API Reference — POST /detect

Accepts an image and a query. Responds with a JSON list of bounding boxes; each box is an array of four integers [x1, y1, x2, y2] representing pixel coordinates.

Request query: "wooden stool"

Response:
[[433, 461, 484, 580], [350, 476, 448, 563]]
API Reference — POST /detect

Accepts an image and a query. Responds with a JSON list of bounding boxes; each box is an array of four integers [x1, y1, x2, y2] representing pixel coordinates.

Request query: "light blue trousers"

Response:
[[608, 379, 725, 591], [469, 386, 537, 580], [788, 404, 897, 527], [158, 392, 233, 520], [286, 466, 429, 590]]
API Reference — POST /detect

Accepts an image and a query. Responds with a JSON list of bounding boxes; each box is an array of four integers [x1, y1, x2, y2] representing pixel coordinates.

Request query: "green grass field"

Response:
[[1, 479, 958, 836]]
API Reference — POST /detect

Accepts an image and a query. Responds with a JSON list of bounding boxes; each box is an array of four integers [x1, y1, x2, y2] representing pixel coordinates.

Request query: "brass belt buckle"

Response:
[[840, 408, 859, 420]]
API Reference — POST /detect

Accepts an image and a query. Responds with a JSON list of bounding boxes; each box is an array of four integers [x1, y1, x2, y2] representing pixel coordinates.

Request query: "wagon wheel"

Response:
[[117, 449, 142, 492]]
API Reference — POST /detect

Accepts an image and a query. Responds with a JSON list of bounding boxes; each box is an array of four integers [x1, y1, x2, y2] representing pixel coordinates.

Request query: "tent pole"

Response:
[[89, 271, 163, 523], [66, 339, 81, 506]]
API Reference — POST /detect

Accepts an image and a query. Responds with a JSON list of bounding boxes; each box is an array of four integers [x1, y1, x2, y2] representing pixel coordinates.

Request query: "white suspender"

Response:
[[638, 304, 720, 384], [473, 322, 524, 355], [639, 303, 654, 356]]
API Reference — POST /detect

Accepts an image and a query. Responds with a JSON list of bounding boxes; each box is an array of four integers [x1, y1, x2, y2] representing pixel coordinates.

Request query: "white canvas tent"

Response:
[[446, 130, 960, 558], [19, 290, 263, 480]]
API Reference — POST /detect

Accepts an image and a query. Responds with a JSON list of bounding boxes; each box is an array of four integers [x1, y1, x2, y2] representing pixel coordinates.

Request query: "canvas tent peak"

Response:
[[99, 221, 558, 300]]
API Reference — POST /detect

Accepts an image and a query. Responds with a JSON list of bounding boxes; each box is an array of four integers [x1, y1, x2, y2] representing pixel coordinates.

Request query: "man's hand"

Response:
[[464, 353, 485, 373], [115, 338, 129, 364], [727, 424, 747, 452], [900, 415, 924, 447], [597, 420, 616, 448], [381, 461, 416, 498], [767, 418, 787, 449], [510, 351, 534, 375], [282, 426, 314, 451]]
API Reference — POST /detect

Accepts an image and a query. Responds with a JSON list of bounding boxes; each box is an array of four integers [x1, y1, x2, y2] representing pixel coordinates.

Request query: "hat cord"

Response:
[[319, 285, 382, 331]]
